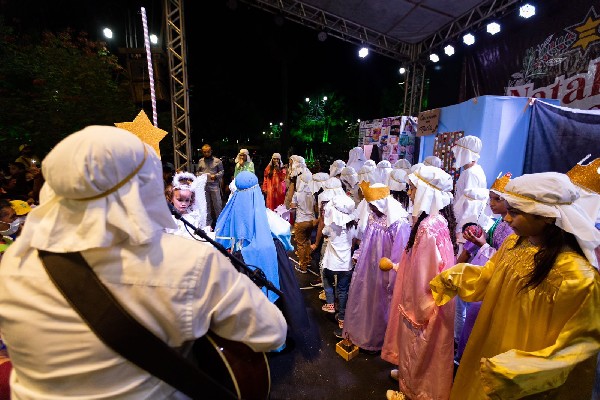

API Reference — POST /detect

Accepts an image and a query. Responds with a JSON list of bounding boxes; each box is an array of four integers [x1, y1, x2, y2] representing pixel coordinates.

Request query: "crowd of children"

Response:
[[1, 134, 599, 399], [258, 138, 600, 400]]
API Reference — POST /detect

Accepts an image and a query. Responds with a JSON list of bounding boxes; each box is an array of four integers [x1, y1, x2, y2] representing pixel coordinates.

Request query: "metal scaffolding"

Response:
[[403, 62, 427, 117], [164, 0, 192, 171]]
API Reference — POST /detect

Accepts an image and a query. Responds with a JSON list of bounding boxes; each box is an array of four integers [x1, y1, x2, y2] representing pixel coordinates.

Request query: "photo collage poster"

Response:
[[433, 131, 464, 186], [359, 116, 418, 164]]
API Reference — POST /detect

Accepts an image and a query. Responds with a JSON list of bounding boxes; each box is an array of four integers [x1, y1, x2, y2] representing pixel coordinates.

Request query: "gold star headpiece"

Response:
[[566, 155, 600, 194], [115, 110, 168, 158], [359, 181, 390, 202], [490, 172, 512, 193]]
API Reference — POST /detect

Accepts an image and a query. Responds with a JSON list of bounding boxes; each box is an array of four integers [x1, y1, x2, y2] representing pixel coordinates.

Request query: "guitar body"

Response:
[[192, 332, 271, 400]]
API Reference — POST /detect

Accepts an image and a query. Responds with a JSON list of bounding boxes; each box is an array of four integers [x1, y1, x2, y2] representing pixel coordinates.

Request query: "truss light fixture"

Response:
[[358, 46, 369, 58], [463, 33, 475, 46], [444, 45, 455, 56], [317, 31, 328, 42], [430, 53, 440, 63], [519, 4, 535, 18], [487, 22, 501, 35], [149, 34, 158, 44], [399, 67, 406, 74]]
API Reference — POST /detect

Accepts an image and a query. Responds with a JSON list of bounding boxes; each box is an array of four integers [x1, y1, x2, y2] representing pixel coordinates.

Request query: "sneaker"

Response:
[[294, 265, 307, 274], [310, 278, 323, 287], [390, 369, 399, 381], [318, 290, 326, 301], [334, 327, 343, 338], [321, 303, 335, 313]]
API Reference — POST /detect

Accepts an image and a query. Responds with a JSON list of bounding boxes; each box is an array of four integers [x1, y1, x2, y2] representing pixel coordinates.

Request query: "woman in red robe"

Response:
[[262, 153, 287, 211]]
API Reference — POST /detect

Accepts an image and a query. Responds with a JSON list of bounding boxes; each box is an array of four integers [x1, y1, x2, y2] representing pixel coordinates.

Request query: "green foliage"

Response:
[[289, 92, 356, 164], [0, 20, 136, 160]]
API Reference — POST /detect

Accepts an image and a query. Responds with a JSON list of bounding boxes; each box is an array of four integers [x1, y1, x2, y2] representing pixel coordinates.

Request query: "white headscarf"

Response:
[[329, 159, 346, 177], [318, 177, 346, 208], [347, 146, 366, 173], [296, 168, 313, 192], [340, 166, 359, 188], [423, 155, 443, 168], [308, 172, 329, 194], [393, 159, 412, 173], [374, 160, 393, 184], [357, 164, 377, 183], [235, 148, 252, 164], [364, 159, 376, 168], [453, 187, 494, 231], [451, 135, 482, 169], [408, 165, 454, 217], [13, 125, 176, 255], [409, 163, 424, 174], [324, 195, 356, 228], [498, 172, 600, 269], [388, 169, 408, 192], [271, 153, 283, 168], [289, 155, 306, 177]]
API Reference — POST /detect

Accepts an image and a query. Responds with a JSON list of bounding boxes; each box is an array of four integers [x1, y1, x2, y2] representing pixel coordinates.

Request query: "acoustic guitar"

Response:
[[193, 332, 271, 400]]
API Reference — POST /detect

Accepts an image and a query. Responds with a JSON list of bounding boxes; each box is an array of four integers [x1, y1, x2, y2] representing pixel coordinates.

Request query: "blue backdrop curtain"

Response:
[[524, 101, 600, 174]]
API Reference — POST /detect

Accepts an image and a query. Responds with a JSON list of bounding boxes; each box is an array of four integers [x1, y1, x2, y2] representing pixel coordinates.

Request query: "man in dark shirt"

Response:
[[197, 144, 224, 227]]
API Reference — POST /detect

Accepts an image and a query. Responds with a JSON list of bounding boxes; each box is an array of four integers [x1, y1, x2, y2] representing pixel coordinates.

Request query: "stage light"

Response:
[[103, 28, 113, 39], [358, 46, 369, 58], [519, 4, 535, 18], [149, 34, 158, 44], [463, 33, 475, 46], [487, 22, 501, 35], [399, 67, 406, 74], [317, 31, 327, 42], [430, 53, 440, 63], [444, 45, 455, 56]]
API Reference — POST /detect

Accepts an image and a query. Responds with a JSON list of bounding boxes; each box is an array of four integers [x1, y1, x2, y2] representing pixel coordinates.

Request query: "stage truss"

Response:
[[163, 0, 522, 166]]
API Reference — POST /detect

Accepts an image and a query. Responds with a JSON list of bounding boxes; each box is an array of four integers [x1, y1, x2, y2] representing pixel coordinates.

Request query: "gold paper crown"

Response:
[[490, 172, 512, 193], [359, 181, 390, 202], [566, 156, 600, 194]]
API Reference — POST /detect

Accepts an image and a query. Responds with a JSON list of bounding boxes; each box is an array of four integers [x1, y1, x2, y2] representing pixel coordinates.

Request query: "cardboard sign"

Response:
[[417, 108, 440, 137]]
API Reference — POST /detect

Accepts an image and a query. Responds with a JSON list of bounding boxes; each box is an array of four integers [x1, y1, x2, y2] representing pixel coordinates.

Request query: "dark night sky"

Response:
[[2, 0, 460, 150]]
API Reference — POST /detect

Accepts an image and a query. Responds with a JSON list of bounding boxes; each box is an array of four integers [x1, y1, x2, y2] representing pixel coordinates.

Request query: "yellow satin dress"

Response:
[[430, 234, 600, 399]]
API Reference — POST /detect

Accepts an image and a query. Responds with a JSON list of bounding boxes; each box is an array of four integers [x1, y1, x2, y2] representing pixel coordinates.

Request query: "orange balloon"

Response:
[[379, 257, 394, 271]]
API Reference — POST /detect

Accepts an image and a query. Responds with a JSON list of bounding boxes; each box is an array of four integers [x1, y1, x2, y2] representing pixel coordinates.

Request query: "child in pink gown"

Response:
[[383, 165, 458, 400]]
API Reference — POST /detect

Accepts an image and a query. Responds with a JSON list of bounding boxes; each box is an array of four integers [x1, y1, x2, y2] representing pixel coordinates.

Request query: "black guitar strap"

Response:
[[38, 250, 236, 400]]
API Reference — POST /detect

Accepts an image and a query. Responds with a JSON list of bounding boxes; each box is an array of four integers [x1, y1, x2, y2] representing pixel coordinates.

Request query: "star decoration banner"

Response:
[[115, 110, 168, 158]]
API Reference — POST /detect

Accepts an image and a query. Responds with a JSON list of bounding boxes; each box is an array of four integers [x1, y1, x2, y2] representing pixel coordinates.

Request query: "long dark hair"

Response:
[[519, 224, 585, 291], [405, 204, 458, 255], [390, 190, 409, 210]]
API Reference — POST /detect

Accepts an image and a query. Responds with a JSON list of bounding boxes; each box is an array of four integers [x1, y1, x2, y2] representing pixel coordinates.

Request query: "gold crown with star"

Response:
[[359, 181, 390, 202], [490, 172, 512, 193], [566, 155, 600, 194]]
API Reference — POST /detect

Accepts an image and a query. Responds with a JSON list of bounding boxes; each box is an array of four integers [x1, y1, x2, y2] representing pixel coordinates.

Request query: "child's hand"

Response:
[[310, 243, 317, 252], [464, 228, 486, 247]]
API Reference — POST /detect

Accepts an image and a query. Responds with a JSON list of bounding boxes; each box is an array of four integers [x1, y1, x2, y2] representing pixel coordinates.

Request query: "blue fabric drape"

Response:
[[524, 101, 600, 173], [215, 172, 280, 302]]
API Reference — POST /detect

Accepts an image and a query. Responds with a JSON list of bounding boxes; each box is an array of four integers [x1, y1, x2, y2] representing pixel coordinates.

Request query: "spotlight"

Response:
[[487, 22, 501, 35], [103, 28, 113, 39], [463, 33, 475, 46], [317, 31, 328, 42], [519, 4, 535, 18], [358, 46, 369, 58], [444, 45, 455, 56], [399, 67, 406, 74], [430, 53, 440, 63]]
